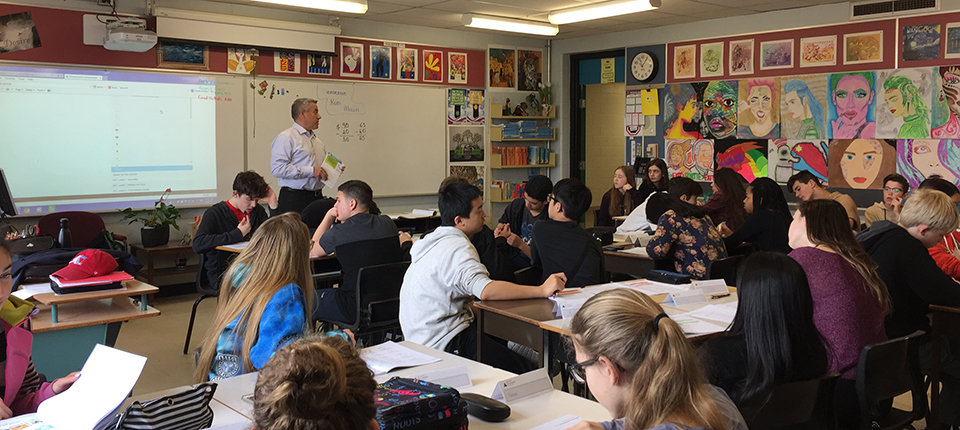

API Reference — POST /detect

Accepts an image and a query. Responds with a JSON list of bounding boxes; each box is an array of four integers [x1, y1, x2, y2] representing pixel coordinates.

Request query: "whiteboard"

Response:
[[245, 78, 447, 197]]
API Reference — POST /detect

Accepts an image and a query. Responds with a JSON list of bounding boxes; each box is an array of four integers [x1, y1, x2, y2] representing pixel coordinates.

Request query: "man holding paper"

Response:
[[271, 98, 331, 215]]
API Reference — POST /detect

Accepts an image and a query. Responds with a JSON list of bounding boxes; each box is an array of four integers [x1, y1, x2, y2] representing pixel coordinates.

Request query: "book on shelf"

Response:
[[492, 145, 551, 166], [490, 180, 527, 200]]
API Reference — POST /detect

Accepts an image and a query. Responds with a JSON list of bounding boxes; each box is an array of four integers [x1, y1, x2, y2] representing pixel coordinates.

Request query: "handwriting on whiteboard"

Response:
[[334, 121, 367, 142], [320, 88, 366, 115]]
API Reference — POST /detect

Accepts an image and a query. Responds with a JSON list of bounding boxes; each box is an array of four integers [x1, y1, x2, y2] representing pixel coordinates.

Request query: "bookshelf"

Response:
[[486, 102, 556, 212]]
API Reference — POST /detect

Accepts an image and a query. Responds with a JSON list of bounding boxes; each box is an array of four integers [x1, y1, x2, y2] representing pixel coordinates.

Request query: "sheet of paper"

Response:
[[641, 89, 660, 115], [220, 241, 249, 251], [0, 413, 48, 430], [619, 247, 649, 257], [528, 415, 584, 430], [13, 282, 53, 300], [38, 344, 147, 430], [319, 152, 346, 189], [359, 341, 441, 375], [684, 302, 738, 325], [670, 314, 727, 335], [408, 365, 472, 390], [616, 280, 686, 296]]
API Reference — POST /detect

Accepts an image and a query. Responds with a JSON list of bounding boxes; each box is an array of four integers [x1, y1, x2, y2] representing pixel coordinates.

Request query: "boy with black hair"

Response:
[[788, 170, 860, 231], [668, 176, 704, 205], [193, 170, 278, 288], [864, 173, 909, 228], [530, 178, 606, 287], [495, 175, 553, 265], [400, 181, 566, 372]]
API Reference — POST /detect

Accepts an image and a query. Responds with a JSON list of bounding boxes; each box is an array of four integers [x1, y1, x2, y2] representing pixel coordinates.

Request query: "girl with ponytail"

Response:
[[568, 289, 746, 430]]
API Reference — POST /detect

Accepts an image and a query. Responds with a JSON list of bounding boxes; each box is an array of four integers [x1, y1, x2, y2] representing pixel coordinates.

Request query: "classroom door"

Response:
[[583, 82, 626, 226]]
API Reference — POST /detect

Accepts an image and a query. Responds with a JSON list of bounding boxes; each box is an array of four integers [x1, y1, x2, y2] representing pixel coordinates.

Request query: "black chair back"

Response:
[[856, 330, 927, 430], [330, 236, 404, 325], [708, 255, 743, 287], [356, 261, 410, 333], [740, 372, 840, 430]]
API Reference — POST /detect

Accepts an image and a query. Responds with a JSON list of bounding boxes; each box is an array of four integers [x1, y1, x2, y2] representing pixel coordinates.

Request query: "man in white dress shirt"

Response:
[[270, 98, 330, 215]]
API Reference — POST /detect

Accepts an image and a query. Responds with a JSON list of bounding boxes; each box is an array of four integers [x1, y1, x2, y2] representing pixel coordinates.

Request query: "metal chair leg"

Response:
[[183, 295, 210, 355]]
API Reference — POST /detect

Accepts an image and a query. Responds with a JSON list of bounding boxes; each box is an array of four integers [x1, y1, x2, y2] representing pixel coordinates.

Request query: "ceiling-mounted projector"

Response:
[[104, 19, 157, 52]]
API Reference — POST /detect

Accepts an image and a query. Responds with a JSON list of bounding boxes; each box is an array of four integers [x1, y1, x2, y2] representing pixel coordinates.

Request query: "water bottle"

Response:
[[58, 218, 72, 248]]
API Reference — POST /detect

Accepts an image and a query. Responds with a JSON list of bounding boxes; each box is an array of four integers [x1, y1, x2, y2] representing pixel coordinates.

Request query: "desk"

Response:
[[216, 242, 342, 285], [128, 243, 198, 286], [603, 249, 655, 278]]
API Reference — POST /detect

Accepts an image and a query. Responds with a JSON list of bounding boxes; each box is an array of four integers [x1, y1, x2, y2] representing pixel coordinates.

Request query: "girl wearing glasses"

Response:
[[567, 288, 746, 430]]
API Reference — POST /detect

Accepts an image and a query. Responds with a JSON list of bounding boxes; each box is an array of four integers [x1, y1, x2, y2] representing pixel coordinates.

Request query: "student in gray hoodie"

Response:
[[399, 181, 566, 372]]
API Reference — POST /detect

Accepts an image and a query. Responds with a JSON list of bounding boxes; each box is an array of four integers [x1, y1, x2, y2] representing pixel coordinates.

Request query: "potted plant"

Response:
[[120, 188, 180, 248], [526, 81, 552, 116]]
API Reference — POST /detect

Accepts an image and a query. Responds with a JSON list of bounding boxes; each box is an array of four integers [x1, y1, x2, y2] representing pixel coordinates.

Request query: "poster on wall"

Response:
[[449, 125, 484, 162], [674, 45, 696, 80], [0, 12, 40, 54], [450, 165, 483, 196], [760, 39, 794, 70], [729, 39, 754, 76], [448, 88, 485, 125], [714, 139, 768, 182], [664, 83, 703, 139], [700, 42, 723, 78], [737, 78, 780, 139], [307, 54, 332, 76], [274, 51, 300, 74], [827, 71, 877, 139], [370, 46, 391, 80], [844, 31, 883, 65], [665, 139, 714, 181], [397, 48, 418, 81], [946, 24, 960, 59], [699, 80, 738, 140], [489, 47, 515, 89], [341, 42, 364, 78], [828, 139, 896, 189], [875, 68, 933, 139], [933, 66, 960, 138], [424, 50, 443, 82], [897, 139, 960, 190], [902, 24, 941, 61], [780, 74, 827, 140], [517, 49, 543, 91], [449, 52, 468, 84], [799, 36, 836, 68], [227, 48, 258, 74], [768, 139, 829, 184]]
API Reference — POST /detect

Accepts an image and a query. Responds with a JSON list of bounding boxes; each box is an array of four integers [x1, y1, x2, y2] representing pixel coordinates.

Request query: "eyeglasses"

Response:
[[547, 193, 556, 202], [883, 187, 903, 194], [567, 357, 599, 384]]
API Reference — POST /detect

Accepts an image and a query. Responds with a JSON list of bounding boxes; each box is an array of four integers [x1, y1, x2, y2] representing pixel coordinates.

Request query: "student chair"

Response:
[[707, 255, 744, 288], [856, 330, 928, 430], [337, 261, 409, 344], [739, 372, 840, 430], [930, 305, 960, 429], [183, 254, 221, 354], [299, 198, 336, 232], [38, 211, 127, 250]]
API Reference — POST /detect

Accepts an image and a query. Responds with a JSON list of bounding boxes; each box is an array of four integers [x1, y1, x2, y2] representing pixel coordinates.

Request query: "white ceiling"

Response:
[[201, 0, 851, 39]]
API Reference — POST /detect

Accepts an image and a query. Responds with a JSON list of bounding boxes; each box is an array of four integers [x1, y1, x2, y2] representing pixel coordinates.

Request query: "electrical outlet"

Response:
[[97, 0, 115, 6]]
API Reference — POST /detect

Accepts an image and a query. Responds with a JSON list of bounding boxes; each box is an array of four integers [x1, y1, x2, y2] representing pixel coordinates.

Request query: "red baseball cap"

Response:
[[52, 249, 119, 281]]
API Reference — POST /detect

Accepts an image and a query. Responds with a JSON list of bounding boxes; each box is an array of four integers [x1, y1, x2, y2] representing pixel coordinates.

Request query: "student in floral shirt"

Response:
[[645, 177, 727, 279]]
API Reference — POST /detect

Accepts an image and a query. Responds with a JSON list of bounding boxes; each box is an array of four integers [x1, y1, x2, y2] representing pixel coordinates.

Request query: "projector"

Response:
[[104, 20, 157, 52]]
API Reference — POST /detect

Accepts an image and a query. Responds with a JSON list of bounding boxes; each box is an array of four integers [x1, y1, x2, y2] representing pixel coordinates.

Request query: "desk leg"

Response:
[[932, 313, 942, 430], [50, 305, 58, 324], [105, 321, 122, 347], [475, 306, 484, 363], [541, 330, 551, 369], [140, 294, 148, 311]]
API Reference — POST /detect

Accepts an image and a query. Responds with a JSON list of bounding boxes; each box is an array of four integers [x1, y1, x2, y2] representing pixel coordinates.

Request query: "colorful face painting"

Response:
[[700, 80, 738, 139], [768, 139, 830, 184], [714, 139, 768, 182], [665, 139, 694, 178], [828, 72, 877, 139], [737, 78, 780, 139], [897, 139, 960, 189], [876, 68, 932, 139], [933, 66, 960, 138], [781, 76, 827, 140], [663, 83, 703, 139], [828, 139, 896, 189]]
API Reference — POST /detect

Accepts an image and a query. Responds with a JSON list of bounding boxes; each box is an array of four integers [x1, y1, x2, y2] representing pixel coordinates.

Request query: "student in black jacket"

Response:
[[495, 175, 553, 275], [718, 177, 793, 254], [193, 171, 277, 288], [530, 178, 606, 287]]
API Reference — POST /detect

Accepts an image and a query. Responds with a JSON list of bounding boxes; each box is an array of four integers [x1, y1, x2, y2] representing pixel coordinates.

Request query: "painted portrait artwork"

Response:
[[768, 139, 830, 184], [714, 139, 768, 182], [737, 78, 780, 139], [729, 39, 754, 76], [875, 68, 932, 139], [780, 75, 827, 140], [699, 80, 738, 139], [827, 71, 877, 139], [828, 139, 896, 189], [664, 83, 703, 139], [897, 139, 960, 190], [933, 66, 960, 138], [665, 139, 714, 181]]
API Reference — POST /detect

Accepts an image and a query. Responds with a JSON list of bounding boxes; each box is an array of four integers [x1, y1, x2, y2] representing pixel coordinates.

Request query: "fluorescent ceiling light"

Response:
[[548, 0, 660, 24], [462, 14, 558, 36], [253, 0, 368, 14]]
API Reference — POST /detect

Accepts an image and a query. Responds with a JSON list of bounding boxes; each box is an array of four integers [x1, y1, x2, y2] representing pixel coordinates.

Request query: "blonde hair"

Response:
[[900, 188, 960, 233], [570, 289, 727, 430], [253, 336, 376, 430], [195, 212, 314, 382]]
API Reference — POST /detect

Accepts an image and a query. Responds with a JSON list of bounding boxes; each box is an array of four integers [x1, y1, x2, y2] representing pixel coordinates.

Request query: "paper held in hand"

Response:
[[320, 152, 346, 189]]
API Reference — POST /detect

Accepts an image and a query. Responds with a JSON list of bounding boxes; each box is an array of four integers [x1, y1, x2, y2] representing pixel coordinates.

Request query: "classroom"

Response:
[[3, 0, 960, 428]]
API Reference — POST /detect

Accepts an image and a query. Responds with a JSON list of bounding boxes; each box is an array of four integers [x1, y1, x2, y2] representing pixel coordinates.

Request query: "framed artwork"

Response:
[[729, 39, 754, 76], [157, 41, 209, 70], [799, 35, 837, 67], [489, 47, 515, 89], [673, 44, 696, 80], [449, 52, 467, 84], [341, 42, 364, 78], [760, 39, 794, 70], [946, 23, 960, 59], [424, 49, 443, 82], [844, 31, 883, 65], [902, 24, 940, 61], [397, 48, 418, 81], [370, 45, 391, 80], [274, 51, 300, 74], [307, 54, 332, 76], [517, 49, 543, 90], [700, 42, 723, 78], [227, 48, 258, 75], [450, 165, 483, 196], [0, 12, 40, 54]]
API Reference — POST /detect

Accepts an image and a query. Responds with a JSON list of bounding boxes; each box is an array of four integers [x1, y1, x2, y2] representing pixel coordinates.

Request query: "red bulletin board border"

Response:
[[666, 19, 897, 83], [900, 11, 960, 67]]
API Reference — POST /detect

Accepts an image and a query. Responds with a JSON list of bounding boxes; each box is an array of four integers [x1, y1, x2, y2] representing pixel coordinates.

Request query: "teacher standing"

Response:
[[271, 98, 329, 215]]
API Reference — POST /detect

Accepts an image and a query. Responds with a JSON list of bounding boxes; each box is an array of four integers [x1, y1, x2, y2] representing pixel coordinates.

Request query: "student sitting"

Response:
[[530, 178, 606, 287], [569, 288, 747, 430], [193, 171, 278, 288], [309, 180, 407, 325], [857, 188, 960, 427], [920, 178, 960, 280], [646, 177, 727, 279], [253, 336, 376, 430], [636, 157, 670, 197], [196, 213, 317, 382], [703, 167, 747, 231], [718, 177, 793, 254], [399, 182, 565, 373], [700, 252, 828, 412], [788, 170, 860, 232], [495, 175, 552, 272], [0, 239, 79, 418], [596, 166, 643, 227], [864, 173, 909, 228], [439, 175, 514, 281], [788, 199, 889, 429]]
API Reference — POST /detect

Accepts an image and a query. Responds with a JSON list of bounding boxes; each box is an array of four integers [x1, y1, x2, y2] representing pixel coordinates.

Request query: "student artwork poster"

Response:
[[449, 52, 467, 84], [674, 45, 696, 80], [341, 42, 364, 78], [398, 48, 417, 81], [699, 80, 738, 140], [664, 83, 703, 139], [424, 50, 443, 82], [729, 39, 754, 76], [828, 139, 896, 189], [370, 46, 391, 80], [933, 66, 960, 138], [875, 68, 932, 139], [447, 88, 485, 125], [714, 139, 768, 182], [274, 51, 300, 74], [517, 49, 542, 91], [799, 36, 836, 68], [700, 42, 723, 78], [450, 165, 483, 196], [307, 54, 332, 76], [666, 139, 714, 181], [489, 47, 515, 89], [737, 78, 780, 139], [827, 71, 877, 139], [902, 24, 941, 61], [449, 126, 484, 162], [781, 75, 827, 139], [768, 139, 830, 184], [897, 139, 960, 190], [227, 48, 257, 75]]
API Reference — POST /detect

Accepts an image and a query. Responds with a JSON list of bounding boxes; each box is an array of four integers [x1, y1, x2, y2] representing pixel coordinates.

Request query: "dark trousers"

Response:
[[313, 288, 350, 325], [277, 187, 324, 216], [923, 335, 960, 426], [445, 323, 536, 375]]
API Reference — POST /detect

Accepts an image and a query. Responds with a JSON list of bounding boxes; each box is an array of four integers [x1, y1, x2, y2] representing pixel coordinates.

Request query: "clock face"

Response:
[[631, 52, 657, 82]]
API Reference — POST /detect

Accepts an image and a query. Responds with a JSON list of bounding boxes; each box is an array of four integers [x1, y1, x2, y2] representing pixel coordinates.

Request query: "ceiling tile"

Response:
[[357, 13, 462, 28], [614, 10, 687, 23], [424, 0, 544, 18], [750, 0, 810, 12], [366, 1, 414, 14], [561, 17, 635, 29], [479, 0, 590, 12], [374, 0, 449, 8], [690, 7, 754, 20], [695, 0, 769, 7], [654, 0, 728, 15]]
